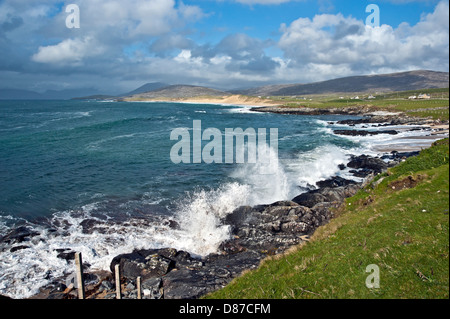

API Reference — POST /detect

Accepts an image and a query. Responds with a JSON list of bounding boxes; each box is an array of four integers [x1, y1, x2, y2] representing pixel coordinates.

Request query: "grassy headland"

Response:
[[206, 139, 449, 299], [266, 87, 449, 121]]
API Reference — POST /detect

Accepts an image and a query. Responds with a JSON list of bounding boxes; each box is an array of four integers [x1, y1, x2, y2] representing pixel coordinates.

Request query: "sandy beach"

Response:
[[125, 94, 282, 107]]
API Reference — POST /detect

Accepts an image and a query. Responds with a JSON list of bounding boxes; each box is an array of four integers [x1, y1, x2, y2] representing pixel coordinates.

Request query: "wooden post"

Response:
[[137, 276, 142, 299], [74, 252, 85, 299], [115, 264, 121, 299]]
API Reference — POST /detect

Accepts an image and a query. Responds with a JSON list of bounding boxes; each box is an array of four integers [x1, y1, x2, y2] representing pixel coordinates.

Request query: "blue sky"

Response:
[[0, 0, 448, 94]]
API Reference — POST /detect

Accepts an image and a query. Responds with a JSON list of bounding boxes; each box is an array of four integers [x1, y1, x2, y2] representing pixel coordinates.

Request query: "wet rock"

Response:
[[10, 245, 30, 252], [347, 154, 388, 174], [0, 226, 39, 245], [292, 184, 361, 208], [79, 219, 109, 234], [292, 191, 328, 208], [110, 250, 174, 280], [56, 249, 77, 261], [316, 176, 358, 188], [349, 168, 373, 178], [333, 129, 398, 136]]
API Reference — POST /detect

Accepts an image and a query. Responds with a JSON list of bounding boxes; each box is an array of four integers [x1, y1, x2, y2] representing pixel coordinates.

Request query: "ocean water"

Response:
[[0, 100, 434, 298]]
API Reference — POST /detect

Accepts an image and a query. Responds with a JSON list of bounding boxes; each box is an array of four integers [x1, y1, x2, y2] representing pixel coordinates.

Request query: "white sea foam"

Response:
[[285, 144, 361, 193]]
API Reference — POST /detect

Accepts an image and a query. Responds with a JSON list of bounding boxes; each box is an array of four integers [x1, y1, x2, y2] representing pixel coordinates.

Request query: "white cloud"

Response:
[[32, 36, 104, 65], [278, 0, 449, 78]]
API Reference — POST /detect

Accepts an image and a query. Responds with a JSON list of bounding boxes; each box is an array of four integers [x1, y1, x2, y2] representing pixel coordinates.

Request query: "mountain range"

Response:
[[231, 70, 449, 96], [0, 70, 448, 100]]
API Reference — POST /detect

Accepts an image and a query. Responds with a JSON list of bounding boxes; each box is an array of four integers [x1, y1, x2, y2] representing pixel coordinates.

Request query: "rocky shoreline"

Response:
[[8, 150, 418, 300], [1, 106, 448, 300], [251, 105, 448, 127]]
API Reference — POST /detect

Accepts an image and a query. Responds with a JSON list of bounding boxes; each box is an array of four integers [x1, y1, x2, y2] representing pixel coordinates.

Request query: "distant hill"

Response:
[[127, 85, 230, 100], [233, 70, 449, 96], [2, 70, 448, 100], [71, 82, 170, 100], [0, 89, 44, 100], [120, 82, 169, 97], [0, 88, 102, 100]]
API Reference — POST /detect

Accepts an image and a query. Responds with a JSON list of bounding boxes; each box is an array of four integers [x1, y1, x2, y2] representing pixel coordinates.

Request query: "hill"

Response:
[[234, 70, 449, 96], [0, 88, 103, 100], [120, 82, 169, 97], [0, 89, 43, 100], [124, 84, 230, 100]]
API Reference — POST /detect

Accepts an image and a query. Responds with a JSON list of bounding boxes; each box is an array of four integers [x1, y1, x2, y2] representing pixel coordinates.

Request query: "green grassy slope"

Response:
[[206, 139, 449, 299]]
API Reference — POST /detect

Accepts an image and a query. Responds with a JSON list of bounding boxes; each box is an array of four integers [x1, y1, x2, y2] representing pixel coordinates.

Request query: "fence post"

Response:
[[137, 276, 142, 299], [115, 264, 122, 299], [74, 252, 85, 299]]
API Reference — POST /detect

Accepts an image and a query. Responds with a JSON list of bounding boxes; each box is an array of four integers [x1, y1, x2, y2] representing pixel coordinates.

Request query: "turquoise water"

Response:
[[0, 100, 359, 221], [0, 99, 365, 298]]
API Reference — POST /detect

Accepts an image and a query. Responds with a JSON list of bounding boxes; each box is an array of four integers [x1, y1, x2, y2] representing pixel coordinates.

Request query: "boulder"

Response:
[[316, 176, 357, 188], [292, 184, 361, 208], [110, 250, 174, 280], [347, 155, 388, 174]]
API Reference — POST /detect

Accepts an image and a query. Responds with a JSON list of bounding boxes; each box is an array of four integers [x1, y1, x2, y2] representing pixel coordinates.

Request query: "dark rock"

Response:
[[79, 219, 108, 234], [292, 184, 361, 208], [338, 163, 346, 170], [56, 249, 76, 261], [381, 150, 420, 161], [0, 226, 39, 244], [162, 269, 210, 299], [141, 277, 162, 299], [292, 190, 327, 208], [10, 245, 30, 252], [268, 200, 299, 207], [110, 250, 174, 280], [316, 176, 358, 188], [349, 168, 373, 178], [333, 129, 398, 136], [347, 154, 388, 174]]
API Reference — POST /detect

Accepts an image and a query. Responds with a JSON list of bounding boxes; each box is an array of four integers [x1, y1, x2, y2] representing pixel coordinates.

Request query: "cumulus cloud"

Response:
[[32, 36, 105, 65], [278, 0, 449, 78]]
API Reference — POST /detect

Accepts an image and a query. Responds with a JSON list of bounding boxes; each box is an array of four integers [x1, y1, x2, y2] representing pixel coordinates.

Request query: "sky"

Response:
[[0, 0, 448, 94]]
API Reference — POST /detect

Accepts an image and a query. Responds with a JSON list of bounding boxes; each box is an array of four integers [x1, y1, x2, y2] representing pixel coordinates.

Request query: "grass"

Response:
[[267, 87, 450, 121], [205, 139, 449, 299]]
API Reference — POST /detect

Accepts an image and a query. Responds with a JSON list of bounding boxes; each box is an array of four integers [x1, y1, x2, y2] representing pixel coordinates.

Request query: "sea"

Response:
[[0, 100, 439, 298]]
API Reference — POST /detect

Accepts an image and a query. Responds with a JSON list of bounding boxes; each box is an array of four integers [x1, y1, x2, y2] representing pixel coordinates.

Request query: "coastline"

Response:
[[26, 142, 439, 299], [122, 94, 282, 107], [1, 99, 448, 299]]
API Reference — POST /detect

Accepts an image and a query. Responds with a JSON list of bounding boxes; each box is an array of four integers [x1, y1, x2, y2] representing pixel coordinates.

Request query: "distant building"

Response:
[[418, 93, 431, 99], [408, 95, 417, 100], [368, 95, 376, 99]]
